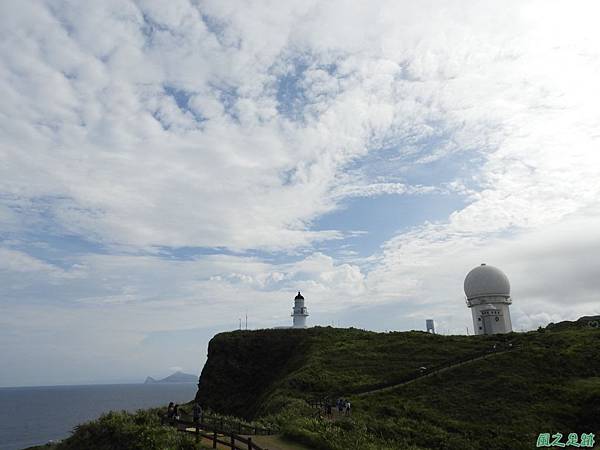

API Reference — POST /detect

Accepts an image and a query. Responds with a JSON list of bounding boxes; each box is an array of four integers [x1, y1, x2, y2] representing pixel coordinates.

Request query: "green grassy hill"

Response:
[[196, 323, 600, 449], [37, 321, 600, 450]]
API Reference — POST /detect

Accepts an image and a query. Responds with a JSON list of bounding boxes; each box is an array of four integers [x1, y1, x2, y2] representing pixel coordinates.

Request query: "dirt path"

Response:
[[180, 428, 231, 449], [180, 427, 311, 450], [355, 348, 514, 398], [249, 435, 314, 450]]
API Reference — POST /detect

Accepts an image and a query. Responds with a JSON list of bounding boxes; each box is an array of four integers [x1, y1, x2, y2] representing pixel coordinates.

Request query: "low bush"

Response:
[[55, 409, 201, 450]]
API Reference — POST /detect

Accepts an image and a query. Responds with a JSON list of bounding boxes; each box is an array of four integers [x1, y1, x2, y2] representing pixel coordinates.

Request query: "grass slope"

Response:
[[35, 322, 599, 450], [197, 324, 600, 449], [352, 327, 600, 449], [27, 409, 205, 450], [197, 327, 513, 416]]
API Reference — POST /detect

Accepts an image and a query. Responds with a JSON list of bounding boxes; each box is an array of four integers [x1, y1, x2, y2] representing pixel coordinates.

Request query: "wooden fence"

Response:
[[186, 412, 273, 436], [174, 419, 267, 450], [167, 415, 274, 450]]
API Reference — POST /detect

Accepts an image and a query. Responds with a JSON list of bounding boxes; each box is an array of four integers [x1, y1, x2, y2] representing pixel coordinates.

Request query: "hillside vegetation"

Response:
[[32, 321, 600, 450], [196, 323, 600, 449], [26, 409, 203, 450]]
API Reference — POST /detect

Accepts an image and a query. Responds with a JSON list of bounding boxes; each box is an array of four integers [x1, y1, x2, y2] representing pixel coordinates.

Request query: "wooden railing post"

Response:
[[213, 429, 217, 448], [195, 423, 200, 444], [247, 436, 252, 450], [230, 434, 235, 449]]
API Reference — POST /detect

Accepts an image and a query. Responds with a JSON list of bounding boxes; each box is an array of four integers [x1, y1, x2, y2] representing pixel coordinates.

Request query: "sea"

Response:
[[0, 383, 198, 450]]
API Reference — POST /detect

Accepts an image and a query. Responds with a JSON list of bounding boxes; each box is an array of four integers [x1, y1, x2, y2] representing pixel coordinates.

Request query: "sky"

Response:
[[1, 0, 600, 387]]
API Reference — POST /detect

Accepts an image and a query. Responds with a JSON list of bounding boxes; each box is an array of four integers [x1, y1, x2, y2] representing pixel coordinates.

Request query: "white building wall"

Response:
[[293, 314, 307, 328], [470, 300, 512, 335], [501, 303, 512, 332], [471, 306, 485, 335], [292, 296, 308, 328]]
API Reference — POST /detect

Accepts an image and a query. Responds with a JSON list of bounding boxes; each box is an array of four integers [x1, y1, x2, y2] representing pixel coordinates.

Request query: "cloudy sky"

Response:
[[1, 0, 600, 387]]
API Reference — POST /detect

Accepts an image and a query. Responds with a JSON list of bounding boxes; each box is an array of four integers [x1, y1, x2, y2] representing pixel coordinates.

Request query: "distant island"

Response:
[[144, 371, 197, 384]]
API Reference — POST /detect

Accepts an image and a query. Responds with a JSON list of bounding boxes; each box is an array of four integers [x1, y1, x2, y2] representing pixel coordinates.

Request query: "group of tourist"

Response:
[[322, 398, 351, 417], [162, 401, 203, 424], [336, 398, 351, 416]]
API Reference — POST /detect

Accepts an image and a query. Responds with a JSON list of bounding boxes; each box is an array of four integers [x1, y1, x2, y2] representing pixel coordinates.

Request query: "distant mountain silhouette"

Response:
[[144, 371, 197, 384]]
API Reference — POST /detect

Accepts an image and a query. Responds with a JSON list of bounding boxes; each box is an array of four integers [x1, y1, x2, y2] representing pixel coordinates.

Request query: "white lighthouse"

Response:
[[291, 291, 309, 328], [464, 264, 513, 335]]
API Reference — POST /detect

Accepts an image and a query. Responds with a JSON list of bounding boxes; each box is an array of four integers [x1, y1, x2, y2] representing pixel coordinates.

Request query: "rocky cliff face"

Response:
[[195, 329, 310, 418]]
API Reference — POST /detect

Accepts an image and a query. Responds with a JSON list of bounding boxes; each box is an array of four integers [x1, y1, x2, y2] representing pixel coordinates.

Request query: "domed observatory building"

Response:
[[291, 291, 309, 328], [464, 264, 513, 335]]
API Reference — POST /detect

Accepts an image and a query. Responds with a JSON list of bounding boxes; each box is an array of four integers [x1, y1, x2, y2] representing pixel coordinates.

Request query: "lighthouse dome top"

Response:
[[294, 291, 304, 300], [464, 264, 510, 300]]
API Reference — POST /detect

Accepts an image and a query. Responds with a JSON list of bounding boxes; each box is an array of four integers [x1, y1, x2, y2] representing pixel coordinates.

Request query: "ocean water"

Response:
[[0, 383, 198, 450]]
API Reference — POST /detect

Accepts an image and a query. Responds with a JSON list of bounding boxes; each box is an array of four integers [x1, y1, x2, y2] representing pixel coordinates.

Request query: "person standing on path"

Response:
[[193, 402, 203, 423], [162, 402, 174, 424]]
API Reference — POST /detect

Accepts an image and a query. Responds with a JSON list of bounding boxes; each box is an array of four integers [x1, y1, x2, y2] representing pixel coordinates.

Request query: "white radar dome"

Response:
[[464, 264, 510, 300]]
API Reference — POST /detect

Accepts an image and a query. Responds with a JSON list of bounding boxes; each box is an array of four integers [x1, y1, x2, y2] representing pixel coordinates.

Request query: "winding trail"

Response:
[[354, 347, 516, 398]]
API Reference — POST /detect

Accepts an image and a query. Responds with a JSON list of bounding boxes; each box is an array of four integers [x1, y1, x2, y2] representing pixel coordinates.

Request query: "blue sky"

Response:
[[314, 192, 468, 256], [2, 0, 600, 387]]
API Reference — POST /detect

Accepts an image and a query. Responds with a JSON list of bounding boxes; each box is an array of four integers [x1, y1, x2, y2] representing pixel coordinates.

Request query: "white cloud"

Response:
[[6, 0, 573, 251], [2, 0, 600, 384]]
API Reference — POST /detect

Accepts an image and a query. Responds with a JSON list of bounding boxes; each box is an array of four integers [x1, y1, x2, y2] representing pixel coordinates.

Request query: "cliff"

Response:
[[196, 328, 311, 418], [37, 323, 600, 450], [195, 326, 509, 418], [194, 324, 600, 449]]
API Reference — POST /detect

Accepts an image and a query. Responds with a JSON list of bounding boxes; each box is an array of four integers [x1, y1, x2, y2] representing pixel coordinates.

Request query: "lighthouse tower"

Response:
[[464, 263, 513, 335], [291, 291, 309, 328]]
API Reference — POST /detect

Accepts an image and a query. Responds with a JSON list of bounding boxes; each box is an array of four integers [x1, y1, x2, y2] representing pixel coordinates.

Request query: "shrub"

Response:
[[55, 410, 201, 450]]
